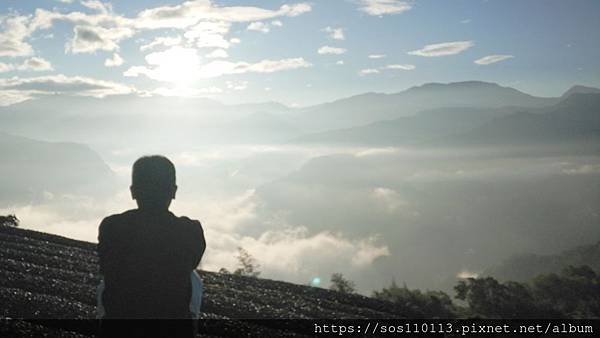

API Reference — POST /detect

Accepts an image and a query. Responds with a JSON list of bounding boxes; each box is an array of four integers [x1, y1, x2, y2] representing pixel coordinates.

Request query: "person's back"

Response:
[[97, 156, 205, 336]]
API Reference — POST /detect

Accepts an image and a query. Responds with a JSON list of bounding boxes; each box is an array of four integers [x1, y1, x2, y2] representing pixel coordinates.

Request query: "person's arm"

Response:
[[187, 220, 206, 270], [97, 217, 115, 276]]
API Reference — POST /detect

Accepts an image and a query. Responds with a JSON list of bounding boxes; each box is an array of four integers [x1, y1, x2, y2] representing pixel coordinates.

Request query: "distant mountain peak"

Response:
[[561, 85, 600, 98]]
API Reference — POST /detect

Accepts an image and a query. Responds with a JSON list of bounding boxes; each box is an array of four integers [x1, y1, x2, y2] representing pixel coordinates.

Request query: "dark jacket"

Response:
[[97, 209, 205, 319]]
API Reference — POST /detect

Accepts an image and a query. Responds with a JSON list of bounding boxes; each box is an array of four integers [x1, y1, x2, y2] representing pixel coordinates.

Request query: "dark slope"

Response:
[[0, 226, 407, 337]]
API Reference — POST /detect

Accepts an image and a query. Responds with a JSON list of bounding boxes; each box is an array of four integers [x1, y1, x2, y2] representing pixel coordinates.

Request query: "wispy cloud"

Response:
[[408, 41, 474, 57], [104, 53, 124, 67], [0, 15, 35, 57], [358, 64, 415, 76], [66, 25, 134, 54], [4, 1, 311, 58], [0, 74, 134, 105], [358, 0, 412, 16], [80, 0, 113, 14], [150, 86, 222, 97], [368, 54, 386, 59], [385, 64, 415, 70], [205, 49, 229, 59], [226, 80, 249, 91], [359, 68, 379, 75], [318, 46, 347, 55], [0, 57, 54, 72], [139, 36, 181, 51], [474, 54, 514, 65], [247, 21, 270, 33], [323, 26, 345, 40], [125, 47, 311, 81]]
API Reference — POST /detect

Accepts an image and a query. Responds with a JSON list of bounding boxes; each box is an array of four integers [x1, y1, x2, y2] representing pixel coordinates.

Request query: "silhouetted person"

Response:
[[97, 155, 205, 338]]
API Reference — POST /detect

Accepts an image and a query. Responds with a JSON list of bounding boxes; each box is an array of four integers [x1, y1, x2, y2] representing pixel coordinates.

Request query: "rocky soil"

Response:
[[0, 226, 404, 337]]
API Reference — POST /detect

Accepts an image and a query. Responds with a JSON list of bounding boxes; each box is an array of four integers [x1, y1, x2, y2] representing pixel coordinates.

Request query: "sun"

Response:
[[144, 46, 200, 86]]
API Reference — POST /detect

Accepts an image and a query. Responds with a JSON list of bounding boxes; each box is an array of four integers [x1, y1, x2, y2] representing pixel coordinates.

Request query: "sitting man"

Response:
[[97, 155, 206, 337]]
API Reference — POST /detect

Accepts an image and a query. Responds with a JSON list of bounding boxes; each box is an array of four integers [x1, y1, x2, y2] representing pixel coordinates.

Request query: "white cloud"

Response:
[[336, 60, 344, 65], [139, 36, 182, 51], [408, 40, 474, 57], [323, 26, 344, 40], [205, 49, 229, 58], [368, 54, 386, 59], [0, 63, 12, 73], [135, 1, 311, 29], [124, 46, 201, 83], [247, 21, 270, 33], [0, 57, 54, 72], [0, 74, 134, 105], [359, 68, 379, 75], [385, 64, 415, 70], [19, 57, 54, 71], [0, 90, 32, 106], [317, 46, 347, 55], [67, 25, 134, 54], [271, 20, 283, 27], [230, 37, 241, 44], [226, 80, 249, 91], [5, 1, 311, 58], [150, 86, 223, 97], [371, 187, 407, 212], [198, 58, 312, 77], [185, 21, 232, 48], [358, 0, 412, 16], [126, 52, 311, 81], [460, 19, 471, 24], [104, 53, 124, 67], [0, 15, 35, 57], [474, 54, 514, 65], [80, 0, 113, 14]]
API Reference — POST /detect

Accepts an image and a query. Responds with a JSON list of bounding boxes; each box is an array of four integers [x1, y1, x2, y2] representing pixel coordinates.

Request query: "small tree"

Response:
[[330, 272, 355, 294], [233, 247, 261, 277], [0, 214, 19, 227]]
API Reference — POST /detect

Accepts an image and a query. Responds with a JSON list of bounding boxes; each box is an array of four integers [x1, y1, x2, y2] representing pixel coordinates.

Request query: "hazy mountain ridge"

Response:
[[291, 106, 517, 145], [440, 93, 600, 146], [285, 81, 559, 132], [484, 240, 600, 283], [291, 91, 600, 148], [0, 132, 116, 204], [0, 81, 596, 150]]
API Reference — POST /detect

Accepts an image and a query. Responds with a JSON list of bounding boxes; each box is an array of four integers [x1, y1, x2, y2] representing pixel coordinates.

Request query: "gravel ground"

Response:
[[0, 226, 404, 336]]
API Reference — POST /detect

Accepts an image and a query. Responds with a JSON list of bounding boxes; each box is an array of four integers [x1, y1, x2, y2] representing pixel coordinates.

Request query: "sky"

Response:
[[1, 0, 600, 107]]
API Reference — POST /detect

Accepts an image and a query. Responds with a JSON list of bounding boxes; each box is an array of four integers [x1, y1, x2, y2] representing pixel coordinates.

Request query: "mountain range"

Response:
[[0, 132, 115, 204], [1, 81, 596, 148], [293, 90, 600, 148]]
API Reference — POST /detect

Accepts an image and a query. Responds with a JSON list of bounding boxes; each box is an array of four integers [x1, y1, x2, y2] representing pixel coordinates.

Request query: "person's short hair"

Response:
[[131, 155, 176, 202]]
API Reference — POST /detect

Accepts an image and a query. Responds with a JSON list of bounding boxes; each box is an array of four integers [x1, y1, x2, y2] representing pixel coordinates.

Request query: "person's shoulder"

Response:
[[174, 214, 202, 227], [100, 209, 138, 228]]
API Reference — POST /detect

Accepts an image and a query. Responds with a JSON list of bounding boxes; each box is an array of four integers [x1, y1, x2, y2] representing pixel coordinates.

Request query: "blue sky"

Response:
[[1, 0, 599, 106]]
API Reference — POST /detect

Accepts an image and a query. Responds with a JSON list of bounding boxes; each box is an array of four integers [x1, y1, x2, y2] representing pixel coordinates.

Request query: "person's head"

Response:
[[130, 155, 177, 211]]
